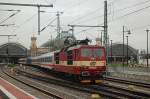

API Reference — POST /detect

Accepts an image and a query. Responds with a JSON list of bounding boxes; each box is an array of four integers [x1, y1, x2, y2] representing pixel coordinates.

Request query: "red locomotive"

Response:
[[19, 39, 107, 83]]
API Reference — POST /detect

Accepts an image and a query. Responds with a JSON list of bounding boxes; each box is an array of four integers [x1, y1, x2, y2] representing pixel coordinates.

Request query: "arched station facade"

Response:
[[0, 42, 27, 63]]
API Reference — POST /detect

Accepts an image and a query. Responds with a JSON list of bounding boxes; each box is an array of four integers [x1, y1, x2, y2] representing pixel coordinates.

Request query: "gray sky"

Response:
[[0, 0, 150, 51]]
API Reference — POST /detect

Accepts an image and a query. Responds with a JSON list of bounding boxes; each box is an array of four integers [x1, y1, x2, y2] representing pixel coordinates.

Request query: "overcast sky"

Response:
[[0, 0, 150, 51]]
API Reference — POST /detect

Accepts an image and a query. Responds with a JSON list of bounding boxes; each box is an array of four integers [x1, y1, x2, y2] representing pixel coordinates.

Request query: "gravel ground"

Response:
[[108, 66, 150, 83]]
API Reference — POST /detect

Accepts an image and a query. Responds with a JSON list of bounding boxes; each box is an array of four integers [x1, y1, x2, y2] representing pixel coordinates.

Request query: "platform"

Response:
[[0, 77, 37, 99]]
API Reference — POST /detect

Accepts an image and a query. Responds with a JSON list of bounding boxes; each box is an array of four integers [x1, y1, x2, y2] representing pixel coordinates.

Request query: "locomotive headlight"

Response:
[[81, 71, 90, 76]]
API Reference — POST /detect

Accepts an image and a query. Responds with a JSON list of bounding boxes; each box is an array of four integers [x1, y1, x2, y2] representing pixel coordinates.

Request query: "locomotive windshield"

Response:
[[81, 48, 104, 57]]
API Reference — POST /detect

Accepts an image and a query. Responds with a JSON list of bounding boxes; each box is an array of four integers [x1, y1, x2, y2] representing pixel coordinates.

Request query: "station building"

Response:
[[107, 43, 139, 63], [0, 42, 27, 63]]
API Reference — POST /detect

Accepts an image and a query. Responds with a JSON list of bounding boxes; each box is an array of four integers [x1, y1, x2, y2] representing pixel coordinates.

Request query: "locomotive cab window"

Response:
[[81, 48, 92, 57], [81, 48, 104, 57], [93, 49, 104, 57]]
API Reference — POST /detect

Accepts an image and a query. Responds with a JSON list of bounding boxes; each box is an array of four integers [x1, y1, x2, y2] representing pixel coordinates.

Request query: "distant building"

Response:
[[0, 42, 27, 63], [95, 37, 102, 46], [138, 50, 150, 65], [30, 36, 37, 56], [107, 43, 138, 63], [30, 36, 49, 56]]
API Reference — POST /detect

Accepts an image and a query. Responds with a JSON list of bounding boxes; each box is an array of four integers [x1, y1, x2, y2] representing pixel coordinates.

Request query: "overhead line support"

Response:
[[68, 24, 104, 28], [0, 2, 53, 35], [0, 2, 53, 7]]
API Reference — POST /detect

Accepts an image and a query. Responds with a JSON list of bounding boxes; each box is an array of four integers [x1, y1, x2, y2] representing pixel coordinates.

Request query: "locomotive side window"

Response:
[[55, 53, 59, 64], [67, 50, 73, 65], [74, 49, 79, 60], [47, 57, 52, 62]]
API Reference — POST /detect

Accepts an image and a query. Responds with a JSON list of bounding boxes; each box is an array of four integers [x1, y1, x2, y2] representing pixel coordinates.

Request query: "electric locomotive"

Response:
[[19, 38, 106, 83]]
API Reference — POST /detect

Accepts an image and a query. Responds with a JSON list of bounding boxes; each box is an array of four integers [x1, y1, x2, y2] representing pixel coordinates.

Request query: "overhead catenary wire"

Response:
[[0, 10, 20, 24], [68, 0, 118, 25], [61, 0, 104, 25], [116, 0, 150, 12], [0, 24, 15, 26], [62, 0, 95, 13], [75, 0, 150, 34], [0, 9, 20, 12], [111, 4, 150, 22], [40, 17, 57, 32], [72, 0, 150, 26], [69, 6, 104, 24], [17, 12, 37, 28]]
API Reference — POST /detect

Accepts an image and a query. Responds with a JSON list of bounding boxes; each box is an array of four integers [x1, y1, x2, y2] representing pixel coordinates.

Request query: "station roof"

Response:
[[0, 42, 27, 57], [107, 43, 138, 57]]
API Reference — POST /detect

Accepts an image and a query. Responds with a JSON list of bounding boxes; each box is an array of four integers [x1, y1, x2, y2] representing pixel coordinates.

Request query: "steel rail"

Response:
[[1, 67, 62, 99], [105, 76, 150, 88], [16, 68, 150, 99]]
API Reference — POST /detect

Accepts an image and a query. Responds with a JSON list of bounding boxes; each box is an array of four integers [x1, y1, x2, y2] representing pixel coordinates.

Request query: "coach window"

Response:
[[47, 57, 49, 62], [45, 58, 47, 62], [49, 57, 52, 62], [45, 57, 47, 62], [46, 58, 48, 62]]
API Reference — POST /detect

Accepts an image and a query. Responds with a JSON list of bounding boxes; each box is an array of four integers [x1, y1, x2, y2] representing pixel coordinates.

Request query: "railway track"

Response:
[[105, 76, 150, 88], [3, 66, 91, 99], [15, 66, 150, 99], [0, 66, 63, 99]]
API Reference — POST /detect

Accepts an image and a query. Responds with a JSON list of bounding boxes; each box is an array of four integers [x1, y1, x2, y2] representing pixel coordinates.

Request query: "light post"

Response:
[[126, 36, 129, 66], [110, 40, 113, 64], [146, 29, 149, 68], [122, 26, 131, 67]]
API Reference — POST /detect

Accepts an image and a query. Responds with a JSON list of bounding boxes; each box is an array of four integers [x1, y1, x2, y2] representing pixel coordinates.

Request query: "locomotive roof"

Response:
[[28, 45, 104, 60], [67, 44, 104, 51]]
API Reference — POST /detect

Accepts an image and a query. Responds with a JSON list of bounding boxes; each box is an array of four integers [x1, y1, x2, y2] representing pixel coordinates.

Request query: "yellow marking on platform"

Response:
[[91, 94, 101, 99], [95, 80, 103, 84], [128, 85, 135, 91]]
